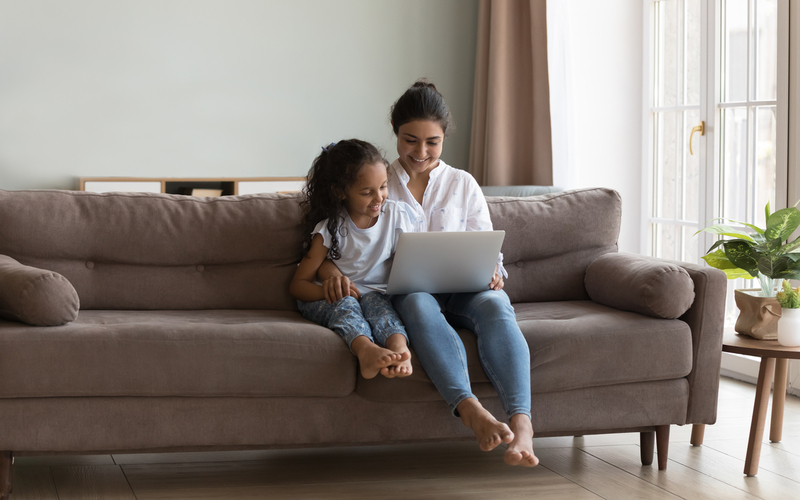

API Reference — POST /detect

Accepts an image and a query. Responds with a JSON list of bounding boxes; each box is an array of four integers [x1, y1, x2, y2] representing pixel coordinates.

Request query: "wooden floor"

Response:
[[10, 377, 800, 499]]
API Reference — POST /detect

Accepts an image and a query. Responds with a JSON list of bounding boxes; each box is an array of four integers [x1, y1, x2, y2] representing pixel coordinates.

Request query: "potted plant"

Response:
[[776, 280, 800, 346], [699, 202, 800, 339]]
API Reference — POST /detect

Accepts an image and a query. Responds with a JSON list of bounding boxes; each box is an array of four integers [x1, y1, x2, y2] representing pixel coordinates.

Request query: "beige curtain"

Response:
[[469, 0, 553, 186]]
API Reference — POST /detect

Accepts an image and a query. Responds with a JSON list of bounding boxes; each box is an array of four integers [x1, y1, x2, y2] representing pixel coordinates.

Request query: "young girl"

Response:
[[289, 139, 414, 379]]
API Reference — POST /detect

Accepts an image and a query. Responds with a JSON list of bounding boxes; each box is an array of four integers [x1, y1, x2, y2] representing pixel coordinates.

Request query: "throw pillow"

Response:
[[585, 253, 695, 319], [0, 255, 79, 326]]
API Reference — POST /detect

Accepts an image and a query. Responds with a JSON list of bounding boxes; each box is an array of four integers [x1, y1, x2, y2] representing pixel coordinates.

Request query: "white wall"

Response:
[[0, 0, 478, 190], [1, 0, 647, 253], [551, 0, 644, 254]]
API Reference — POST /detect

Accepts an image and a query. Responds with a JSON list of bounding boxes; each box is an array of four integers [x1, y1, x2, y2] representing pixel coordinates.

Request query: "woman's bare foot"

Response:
[[350, 336, 402, 379], [381, 333, 413, 378], [504, 413, 539, 467], [457, 398, 514, 451]]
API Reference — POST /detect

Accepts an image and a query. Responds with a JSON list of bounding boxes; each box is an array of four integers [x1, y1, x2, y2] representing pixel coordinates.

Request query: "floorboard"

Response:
[[583, 444, 761, 500], [49, 465, 136, 500], [535, 447, 681, 500], [9, 467, 58, 500], [668, 439, 800, 500], [703, 438, 800, 481]]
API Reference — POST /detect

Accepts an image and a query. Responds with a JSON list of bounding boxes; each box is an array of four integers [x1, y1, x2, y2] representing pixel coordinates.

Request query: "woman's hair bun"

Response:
[[413, 79, 437, 92]]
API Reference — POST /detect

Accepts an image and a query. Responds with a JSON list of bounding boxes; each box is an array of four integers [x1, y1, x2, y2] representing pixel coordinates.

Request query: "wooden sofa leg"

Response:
[[640, 431, 655, 466], [0, 451, 12, 500], [656, 425, 670, 470], [691, 424, 705, 446]]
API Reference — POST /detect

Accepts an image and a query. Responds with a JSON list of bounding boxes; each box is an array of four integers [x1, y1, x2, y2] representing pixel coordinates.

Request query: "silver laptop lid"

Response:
[[384, 231, 505, 295]]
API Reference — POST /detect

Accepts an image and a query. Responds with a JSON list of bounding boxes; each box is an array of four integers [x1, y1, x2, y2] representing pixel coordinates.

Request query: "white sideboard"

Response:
[[80, 177, 305, 196]]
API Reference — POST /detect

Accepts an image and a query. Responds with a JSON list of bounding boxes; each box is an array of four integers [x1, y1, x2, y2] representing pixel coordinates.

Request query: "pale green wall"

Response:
[[0, 0, 479, 190]]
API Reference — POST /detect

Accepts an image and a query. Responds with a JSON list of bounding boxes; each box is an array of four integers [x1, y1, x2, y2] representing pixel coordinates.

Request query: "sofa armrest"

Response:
[[586, 252, 726, 425], [0, 254, 80, 326], [671, 260, 727, 424]]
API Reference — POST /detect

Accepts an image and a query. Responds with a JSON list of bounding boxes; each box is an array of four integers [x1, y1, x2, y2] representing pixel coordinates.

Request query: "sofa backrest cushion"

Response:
[[0, 190, 305, 310], [488, 188, 621, 303], [1, 187, 621, 310]]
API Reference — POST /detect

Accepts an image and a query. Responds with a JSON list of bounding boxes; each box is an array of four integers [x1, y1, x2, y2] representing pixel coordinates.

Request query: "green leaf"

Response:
[[701, 251, 756, 278], [722, 268, 759, 279], [766, 200, 771, 221], [765, 207, 800, 242], [774, 269, 800, 280], [754, 238, 782, 254], [697, 225, 756, 242], [757, 254, 794, 278], [707, 237, 761, 254], [705, 239, 726, 254], [724, 240, 759, 276], [701, 249, 735, 269], [730, 220, 766, 235], [780, 234, 800, 254]]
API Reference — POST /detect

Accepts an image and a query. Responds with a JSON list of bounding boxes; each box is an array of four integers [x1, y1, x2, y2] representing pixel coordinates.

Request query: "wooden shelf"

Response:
[[79, 177, 306, 196]]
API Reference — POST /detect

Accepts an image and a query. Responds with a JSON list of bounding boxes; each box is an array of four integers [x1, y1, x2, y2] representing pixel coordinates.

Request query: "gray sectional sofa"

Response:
[[0, 187, 726, 498]]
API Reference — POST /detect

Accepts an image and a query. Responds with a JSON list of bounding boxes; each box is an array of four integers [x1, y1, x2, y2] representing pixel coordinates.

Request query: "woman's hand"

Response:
[[323, 275, 361, 303], [489, 272, 504, 291]]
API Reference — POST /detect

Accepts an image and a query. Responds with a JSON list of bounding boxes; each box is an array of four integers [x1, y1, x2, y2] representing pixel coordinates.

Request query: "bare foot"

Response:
[[457, 398, 514, 452], [380, 333, 413, 378], [504, 414, 539, 467], [350, 336, 402, 379]]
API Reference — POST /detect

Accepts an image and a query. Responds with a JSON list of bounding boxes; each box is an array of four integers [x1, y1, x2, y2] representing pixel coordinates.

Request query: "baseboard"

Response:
[[720, 369, 758, 386], [720, 363, 800, 399]]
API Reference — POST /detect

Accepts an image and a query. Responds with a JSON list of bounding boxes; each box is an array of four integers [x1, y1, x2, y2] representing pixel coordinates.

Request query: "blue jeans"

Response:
[[392, 290, 530, 419], [298, 293, 408, 351]]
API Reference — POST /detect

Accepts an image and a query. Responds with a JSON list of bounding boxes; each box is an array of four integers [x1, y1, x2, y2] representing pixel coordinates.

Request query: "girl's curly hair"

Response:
[[300, 139, 387, 260]]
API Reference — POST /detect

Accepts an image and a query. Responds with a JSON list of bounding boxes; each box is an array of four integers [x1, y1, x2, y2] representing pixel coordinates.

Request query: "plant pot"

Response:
[[734, 289, 781, 340], [778, 308, 800, 346]]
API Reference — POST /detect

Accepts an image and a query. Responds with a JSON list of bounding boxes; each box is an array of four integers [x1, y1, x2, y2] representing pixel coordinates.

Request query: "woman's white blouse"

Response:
[[387, 159, 507, 278]]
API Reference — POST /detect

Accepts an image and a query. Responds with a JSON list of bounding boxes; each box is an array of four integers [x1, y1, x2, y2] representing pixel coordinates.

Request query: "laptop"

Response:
[[364, 231, 505, 295]]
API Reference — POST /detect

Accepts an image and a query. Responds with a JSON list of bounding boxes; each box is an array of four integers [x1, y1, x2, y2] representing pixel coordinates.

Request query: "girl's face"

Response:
[[343, 161, 388, 229], [396, 120, 445, 176]]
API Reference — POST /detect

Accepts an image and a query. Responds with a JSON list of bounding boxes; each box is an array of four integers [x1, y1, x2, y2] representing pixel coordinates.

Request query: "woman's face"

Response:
[[396, 120, 445, 176]]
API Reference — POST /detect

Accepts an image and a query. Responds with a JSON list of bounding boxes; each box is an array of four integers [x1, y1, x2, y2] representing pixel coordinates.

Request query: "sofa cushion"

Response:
[[487, 188, 621, 304], [356, 300, 693, 402], [584, 252, 695, 319], [0, 310, 356, 398], [0, 254, 79, 326], [0, 190, 306, 311]]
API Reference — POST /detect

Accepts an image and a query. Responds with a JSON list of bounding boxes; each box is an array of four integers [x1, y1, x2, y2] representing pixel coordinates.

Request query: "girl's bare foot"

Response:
[[504, 413, 539, 467], [457, 398, 514, 451], [381, 333, 413, 378], [350, 336, 402, 379]]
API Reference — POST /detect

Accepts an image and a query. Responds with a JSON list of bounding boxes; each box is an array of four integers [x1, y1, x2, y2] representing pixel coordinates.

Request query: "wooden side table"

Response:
[[692, 332, 800, 476]]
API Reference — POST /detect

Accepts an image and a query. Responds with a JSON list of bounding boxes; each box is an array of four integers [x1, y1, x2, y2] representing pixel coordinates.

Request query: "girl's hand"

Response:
[[489, 272, 504, 291], [323, 275, 361, 303]]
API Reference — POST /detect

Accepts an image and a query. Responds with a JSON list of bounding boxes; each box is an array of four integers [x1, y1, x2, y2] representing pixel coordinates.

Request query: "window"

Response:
[[644, 0, 788, 380], [645, 0, 703, 265]]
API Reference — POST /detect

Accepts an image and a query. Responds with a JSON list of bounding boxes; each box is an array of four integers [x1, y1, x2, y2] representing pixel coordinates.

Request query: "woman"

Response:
[[321, 81, 537, 467]]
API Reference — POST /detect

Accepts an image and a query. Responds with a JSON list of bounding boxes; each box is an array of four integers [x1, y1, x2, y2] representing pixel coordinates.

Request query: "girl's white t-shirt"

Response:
[[313, 199, 416, 295], [386, 159, 507, 277]]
